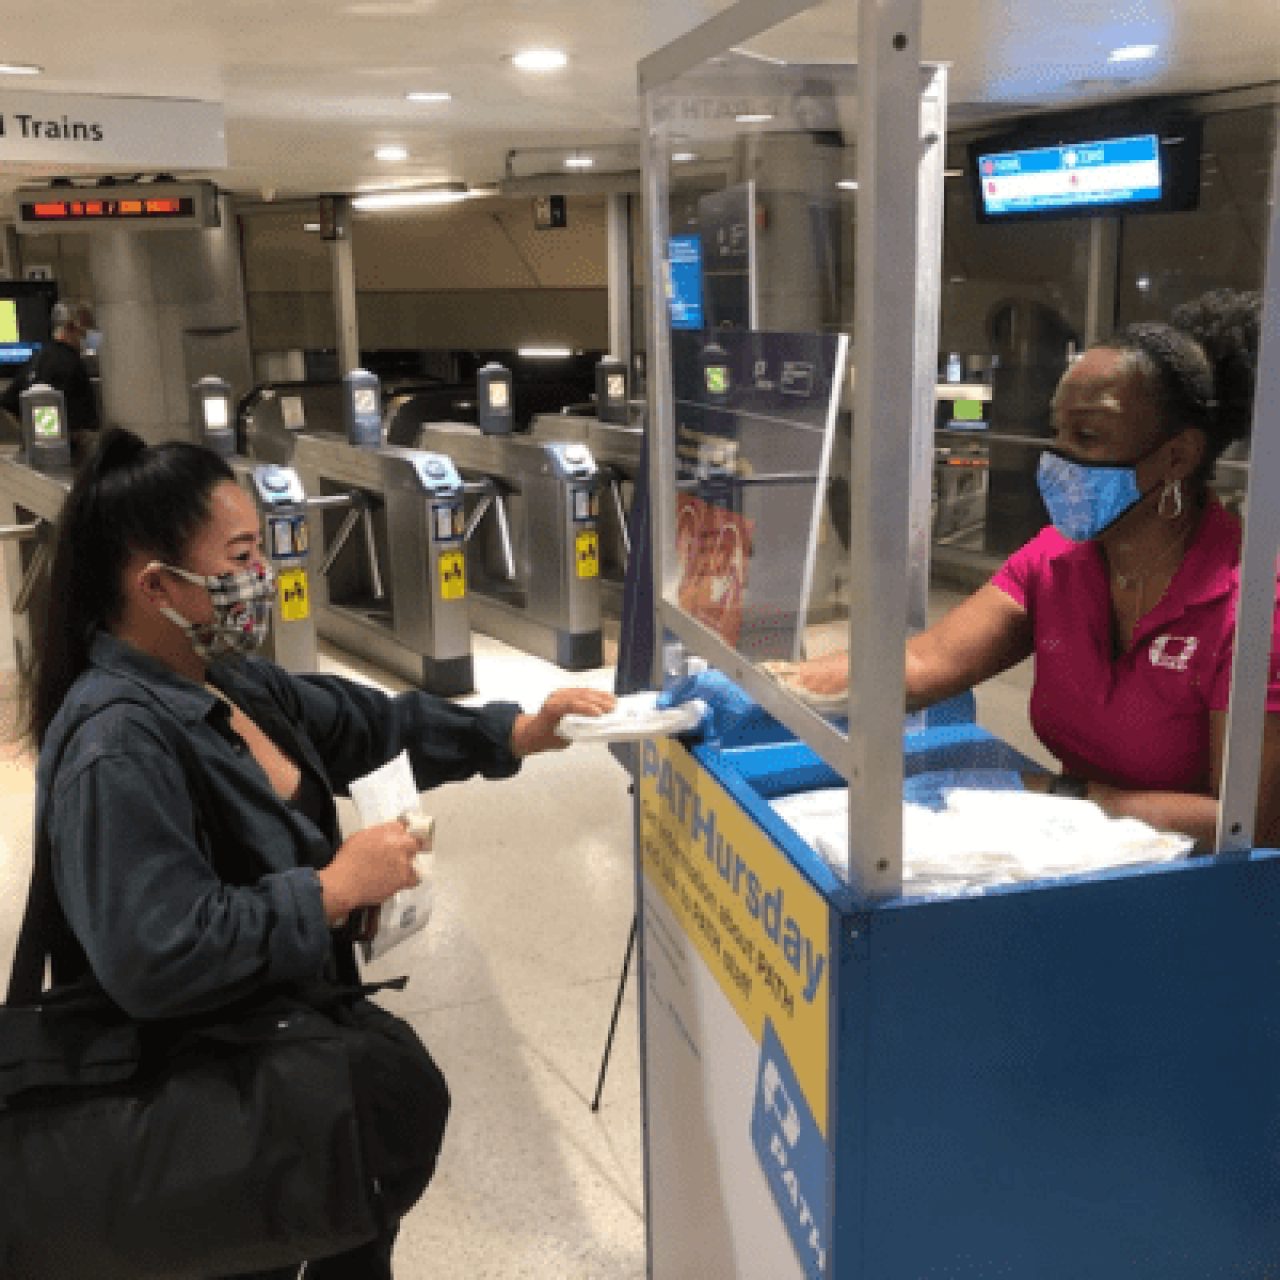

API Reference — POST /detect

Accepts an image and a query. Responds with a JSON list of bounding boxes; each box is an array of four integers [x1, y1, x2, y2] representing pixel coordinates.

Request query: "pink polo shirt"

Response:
[[991, 500, 1280, 792]]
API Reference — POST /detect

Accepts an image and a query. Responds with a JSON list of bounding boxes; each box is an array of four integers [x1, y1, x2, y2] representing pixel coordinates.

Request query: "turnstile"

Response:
[[0, 449, 68, 672], [229, 458, 318, 671], [530, 411, 641, 619], [396, 415, 604, 671], [290, 433, 473, 694]]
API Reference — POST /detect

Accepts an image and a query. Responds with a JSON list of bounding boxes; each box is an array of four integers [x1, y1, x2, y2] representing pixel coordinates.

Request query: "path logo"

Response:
[[750, 1018, 828, 1277]]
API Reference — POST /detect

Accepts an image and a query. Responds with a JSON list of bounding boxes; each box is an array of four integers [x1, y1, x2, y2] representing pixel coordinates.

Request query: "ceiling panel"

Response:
[[0, 0, 1274, 205]]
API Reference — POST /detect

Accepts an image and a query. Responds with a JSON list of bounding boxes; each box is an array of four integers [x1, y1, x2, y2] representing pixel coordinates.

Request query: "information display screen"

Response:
[[977, 134, 1160, 216], [353, 387, 379, 416], [0, 281, 56, 368], [203, 396, 230, 429], [970, 120, 1200, 222], [20, 196, 196, 224], [668, 235, 705, 331], [33, 405, 63, 439], [0, 300, 18, 345]]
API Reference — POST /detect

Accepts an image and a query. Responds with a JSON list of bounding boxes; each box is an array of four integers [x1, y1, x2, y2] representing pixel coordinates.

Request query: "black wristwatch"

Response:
[[1048, 774, 1090, 800]]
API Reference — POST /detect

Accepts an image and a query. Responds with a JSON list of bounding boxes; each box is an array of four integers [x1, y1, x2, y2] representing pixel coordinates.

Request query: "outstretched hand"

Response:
[[511, 687, 617, 756]]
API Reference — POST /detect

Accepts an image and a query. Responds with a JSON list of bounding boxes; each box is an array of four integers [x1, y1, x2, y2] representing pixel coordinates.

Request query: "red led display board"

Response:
[[21, 196, 195, 222]]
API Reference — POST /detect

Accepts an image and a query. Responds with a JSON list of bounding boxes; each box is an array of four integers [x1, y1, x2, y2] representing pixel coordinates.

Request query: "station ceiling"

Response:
[[0, 0, 1276, 205]]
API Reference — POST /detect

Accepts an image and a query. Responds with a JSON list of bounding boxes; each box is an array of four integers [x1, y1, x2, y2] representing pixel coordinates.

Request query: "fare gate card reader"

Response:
[[343, 369, 383, 448], [247, 463, 315, 672], [595, 356, 629, 425], [191, 375, 235, 457], [19, 382, 71, 471], [477, 361, 513, 435]]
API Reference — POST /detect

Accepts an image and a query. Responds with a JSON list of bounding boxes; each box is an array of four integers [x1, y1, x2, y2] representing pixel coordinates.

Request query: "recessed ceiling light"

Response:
[[352, 186, 470, 210], [0, 62, 42, 75], [406, 90, 451, 103], [374, 144, 408, 162], [836, 179, 859, 190], [512, 48, 568, 73], [564, 154, 594, 169], [943, 168, 964, 178], [1109, 43, 1159, 62], [671, 151, 697, 164], [735, 113, 774, 124], [303, 221, 322, 232]]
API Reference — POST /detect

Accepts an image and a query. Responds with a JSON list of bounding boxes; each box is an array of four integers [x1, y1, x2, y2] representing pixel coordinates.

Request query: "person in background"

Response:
[[20, 427, 615, 1280], [0, 299, 100, 447], [765, 289, 1279, 850]]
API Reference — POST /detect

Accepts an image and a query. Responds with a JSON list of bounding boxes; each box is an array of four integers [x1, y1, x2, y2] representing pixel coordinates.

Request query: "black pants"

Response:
[[218, 1224, 397, 1280]]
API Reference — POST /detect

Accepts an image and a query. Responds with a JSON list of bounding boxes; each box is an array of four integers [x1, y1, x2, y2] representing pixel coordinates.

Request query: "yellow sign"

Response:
[[639, 738, 831, 1129], [438, 550, 466, 600], [575, 530, 599, 579], [278, 569, 309, 621]]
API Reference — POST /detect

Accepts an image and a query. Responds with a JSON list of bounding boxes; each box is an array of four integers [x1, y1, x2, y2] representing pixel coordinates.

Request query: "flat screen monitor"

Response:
[[970, 119, 1201, 222], [0, 281, 57, 370], [668, 234, 705, 331]]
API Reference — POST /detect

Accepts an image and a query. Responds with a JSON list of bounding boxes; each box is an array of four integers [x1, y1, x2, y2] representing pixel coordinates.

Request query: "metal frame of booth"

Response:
[[632, 2, 1280, 1277]]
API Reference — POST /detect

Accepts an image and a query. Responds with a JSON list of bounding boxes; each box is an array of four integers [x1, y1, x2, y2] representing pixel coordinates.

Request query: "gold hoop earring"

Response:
[[1158, 478, 1183, 521]]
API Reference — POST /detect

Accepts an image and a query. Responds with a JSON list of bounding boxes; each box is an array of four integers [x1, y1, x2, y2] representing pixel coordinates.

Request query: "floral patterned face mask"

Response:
[[150, 560, 275, 660]]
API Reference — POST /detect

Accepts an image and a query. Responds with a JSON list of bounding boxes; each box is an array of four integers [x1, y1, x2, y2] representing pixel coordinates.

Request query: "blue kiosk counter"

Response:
[[632, 2, 1280, 1277]]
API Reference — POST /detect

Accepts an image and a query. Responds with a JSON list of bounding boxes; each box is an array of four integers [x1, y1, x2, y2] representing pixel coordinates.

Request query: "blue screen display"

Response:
[[0, 342, 39, 368], [668, 234, 704, 331], [976, 133, 1163, 216]]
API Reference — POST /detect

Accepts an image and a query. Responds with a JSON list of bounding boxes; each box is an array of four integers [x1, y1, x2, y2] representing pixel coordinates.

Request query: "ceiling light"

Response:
[[671, 151, 697, 164], [406, 90, 451, 103], [1108, 43, 1159, 62], [374, 144, 408, 162], [730, 46, 787, 66], [735, 113, 774, 125], [0, 62, 42, 75], [837, 179, 859, 190], [564, 154, 594, 170], [943, 168, 964, 178], [512, 48, 568, 73], [303, 221, 322, 232], [518, 346, 572, 359], [352, 186, 470, 210]]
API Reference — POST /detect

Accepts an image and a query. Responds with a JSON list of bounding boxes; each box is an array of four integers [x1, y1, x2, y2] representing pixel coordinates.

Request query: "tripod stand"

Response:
[[589, 915, 637, 1112]]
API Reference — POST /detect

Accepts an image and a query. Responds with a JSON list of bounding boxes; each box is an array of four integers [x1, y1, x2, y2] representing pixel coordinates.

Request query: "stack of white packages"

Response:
[[770, 786, 1193, 898]]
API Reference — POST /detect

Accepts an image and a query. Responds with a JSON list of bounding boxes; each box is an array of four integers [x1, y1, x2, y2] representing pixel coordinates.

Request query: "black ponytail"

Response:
[[1100, 289, 1261, 483], [1169, 288, 1261, 451], [21, 427, 235, 748]]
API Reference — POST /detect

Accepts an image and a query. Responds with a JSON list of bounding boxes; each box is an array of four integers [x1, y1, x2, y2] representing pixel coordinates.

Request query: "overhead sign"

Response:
[[0, 91, 225, 170], [15, 181, 221, 234]]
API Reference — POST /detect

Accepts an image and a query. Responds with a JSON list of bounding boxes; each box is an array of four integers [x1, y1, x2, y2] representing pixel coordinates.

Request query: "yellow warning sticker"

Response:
[[439, 550, 466, 600], [278, 569, 309, 622], [575, 530, 599, 579]]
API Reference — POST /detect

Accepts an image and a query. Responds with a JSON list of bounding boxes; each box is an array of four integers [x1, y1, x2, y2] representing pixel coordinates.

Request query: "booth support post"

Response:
[[1217, 139, 1280, 852]]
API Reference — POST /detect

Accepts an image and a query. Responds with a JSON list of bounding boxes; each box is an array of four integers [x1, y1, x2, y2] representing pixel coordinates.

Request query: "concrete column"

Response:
[[606, 193, 632, 368], [1084, 218, 1120, 347], [329, 196, 360, 374], [88, 193, 252, 444]]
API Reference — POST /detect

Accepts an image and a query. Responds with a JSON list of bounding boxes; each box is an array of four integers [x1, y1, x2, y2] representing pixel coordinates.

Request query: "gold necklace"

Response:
[[1110, 520, 1195, 593]]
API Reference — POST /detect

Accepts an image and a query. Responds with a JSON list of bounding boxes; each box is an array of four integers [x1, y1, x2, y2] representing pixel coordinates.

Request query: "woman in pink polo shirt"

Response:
[[785, 290, 1279, 849]]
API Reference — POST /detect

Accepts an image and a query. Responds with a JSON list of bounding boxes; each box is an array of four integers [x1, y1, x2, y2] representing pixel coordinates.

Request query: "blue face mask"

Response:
[[1036, 448, 1160, 542]]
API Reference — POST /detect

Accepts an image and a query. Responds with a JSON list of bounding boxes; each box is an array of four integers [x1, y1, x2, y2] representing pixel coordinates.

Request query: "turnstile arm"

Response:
[[463, 490, 517, 582], [600, 468, 632, 557], [312, 492, 386, 600], [0, 520, 45, 543], [12, 541, 50, 616]]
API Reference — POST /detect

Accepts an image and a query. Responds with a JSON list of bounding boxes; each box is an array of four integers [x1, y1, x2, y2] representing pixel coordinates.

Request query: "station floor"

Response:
[[0, 585, 1048, 1280]]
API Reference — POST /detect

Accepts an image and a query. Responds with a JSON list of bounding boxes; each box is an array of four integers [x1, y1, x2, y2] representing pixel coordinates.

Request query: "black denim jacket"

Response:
[[35, 632, 521, 1019]]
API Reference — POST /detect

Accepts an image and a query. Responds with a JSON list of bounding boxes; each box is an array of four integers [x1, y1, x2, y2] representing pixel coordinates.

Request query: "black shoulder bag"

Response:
[[0, 754, 450, 1278]]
